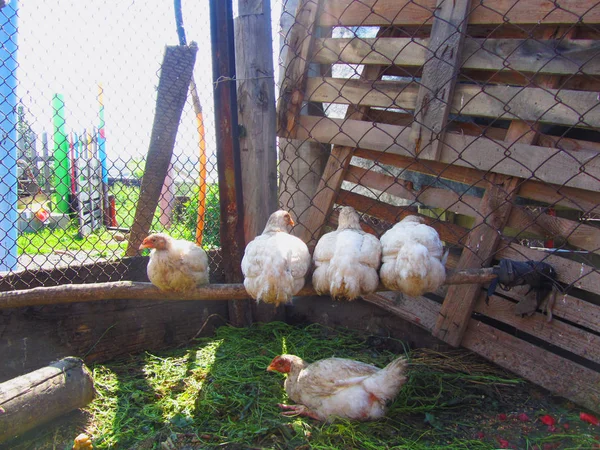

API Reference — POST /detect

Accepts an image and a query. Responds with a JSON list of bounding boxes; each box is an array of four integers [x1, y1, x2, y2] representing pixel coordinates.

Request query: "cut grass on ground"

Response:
[[5, 322, 600, 450]]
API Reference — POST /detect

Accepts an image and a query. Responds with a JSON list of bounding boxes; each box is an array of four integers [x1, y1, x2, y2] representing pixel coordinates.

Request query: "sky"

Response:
[[16, 0, 283, 178]]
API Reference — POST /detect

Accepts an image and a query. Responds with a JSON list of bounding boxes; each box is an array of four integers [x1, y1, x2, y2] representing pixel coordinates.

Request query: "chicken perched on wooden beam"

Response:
[[139, 233, 209, 292], [380, 215, 447, 297], [312, 206, 381, 300], [241, 210, 310, 305], [267, 354, 408, 422]]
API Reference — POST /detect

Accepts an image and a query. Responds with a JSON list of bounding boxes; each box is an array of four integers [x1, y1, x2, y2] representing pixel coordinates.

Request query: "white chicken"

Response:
[[241, 210, 310, 305], [379, 215, 447, 296], [139, 233, 209, 292], [267, 354, 408, 422], [312, 206, 381, 300]]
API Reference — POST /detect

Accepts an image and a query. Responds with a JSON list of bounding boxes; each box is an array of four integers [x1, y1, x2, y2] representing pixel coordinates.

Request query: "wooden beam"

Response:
[[235, 0, 281, 323], [0, 268, 498, 310], [409, 0, 471, 160], [295, 115, 600, 193], [433, 174, 520, 346], [346, 163, 600, 253], [311, 37, 600, 76], [319, 0, 600, 27], [306, 78, 600, 129], [363, 292, 600, 414], [125, 45, 198, 256], [352, 148, 600, 214], [277, 0, 322, 138]]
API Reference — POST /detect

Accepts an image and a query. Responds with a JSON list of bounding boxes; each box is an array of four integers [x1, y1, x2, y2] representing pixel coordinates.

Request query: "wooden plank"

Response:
[[497, 243, 600, 296], [346, 164, 481, 218], [347, 163, 599, 252], [353, 148, 600, 214], [295, 115, 600, 193], [408, 0, 471, 159], [475, 293, 600, 365], [125, 45, 197, 256], [490, 286, 600, 335], [312, 38, 600, 76], [277, 0, 322, 138], [364, 292, 600, 414], [434, 173, 520, 346], [320, 0, 600, 26], [462, 317, 600, 414], [337, 189, 469, 246], [307, 78, 600, 129]]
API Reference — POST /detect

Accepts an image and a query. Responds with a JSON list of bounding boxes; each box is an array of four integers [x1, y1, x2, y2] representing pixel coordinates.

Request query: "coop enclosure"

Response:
[[0, 0, 599, 417]]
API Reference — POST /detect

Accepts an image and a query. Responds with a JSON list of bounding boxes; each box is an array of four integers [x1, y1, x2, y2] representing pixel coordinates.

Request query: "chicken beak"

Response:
[[266, 363, 276, 372], [139, 239, 150, 250], [288, 217, 295, 227]]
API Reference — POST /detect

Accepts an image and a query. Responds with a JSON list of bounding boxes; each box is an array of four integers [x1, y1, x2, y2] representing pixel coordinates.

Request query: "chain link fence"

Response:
[[0, 1, 221, 285]]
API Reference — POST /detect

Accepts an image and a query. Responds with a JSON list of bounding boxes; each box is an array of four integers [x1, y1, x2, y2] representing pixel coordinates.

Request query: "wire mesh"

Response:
[[0, 1, 221, 286], [277, 0, 600, 298]]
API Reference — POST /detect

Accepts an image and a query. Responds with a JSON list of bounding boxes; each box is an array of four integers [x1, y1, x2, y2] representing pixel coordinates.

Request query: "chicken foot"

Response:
[[277, 403, 321, 420]]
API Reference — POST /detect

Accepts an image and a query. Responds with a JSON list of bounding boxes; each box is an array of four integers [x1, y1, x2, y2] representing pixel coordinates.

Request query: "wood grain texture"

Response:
[[306, 78, 600, 129], [0, 357, 95, 443], [320, 0, 600, 27], [295, 115, 600, 192], [352, 148, 600, 214], [363, 292, 600, 414], [311, 37, 600, 75], [434, 174, 520, 346], [277, 0, 322, 138], [409, 0, 471, 160]]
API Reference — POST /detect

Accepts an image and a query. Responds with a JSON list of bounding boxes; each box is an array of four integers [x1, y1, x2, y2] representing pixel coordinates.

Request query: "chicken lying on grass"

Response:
[[241, 210, 310, 305], [139, 233, 209, 292], [267, 354, 408, 422], [312, 206, 382, 300], [380, 215, 447, 297]]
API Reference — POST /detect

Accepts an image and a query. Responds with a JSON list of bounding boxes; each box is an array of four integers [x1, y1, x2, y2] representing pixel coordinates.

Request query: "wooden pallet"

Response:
[[277, 0, 600, 413]]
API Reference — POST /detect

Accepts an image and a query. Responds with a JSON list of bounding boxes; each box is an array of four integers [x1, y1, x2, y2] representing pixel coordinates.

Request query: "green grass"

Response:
[[17, 182, 220, 257], [9, 323, 599, 449]]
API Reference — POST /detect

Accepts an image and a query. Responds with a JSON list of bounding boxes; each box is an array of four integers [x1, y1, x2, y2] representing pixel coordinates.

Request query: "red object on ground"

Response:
[[497, 437, 510, 448], [580, 412, 599, 426], [540, 415, 555, 426], [497, 413, 507, 421], [517, 413, 530, 422]]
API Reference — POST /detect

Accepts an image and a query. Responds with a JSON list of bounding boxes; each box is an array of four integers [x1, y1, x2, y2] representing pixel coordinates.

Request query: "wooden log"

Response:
[[0, 268, 497, 310], [311, 37, 600, 76], [409, 0, 471, 160], [125, 44, 198, 256], [0, 357, 95, 443], [295, 115, 600, 192], [319, 0, 600, 27]]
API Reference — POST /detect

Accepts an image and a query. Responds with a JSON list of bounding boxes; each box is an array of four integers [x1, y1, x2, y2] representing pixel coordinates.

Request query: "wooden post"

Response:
[[210, 0, 253, 326], [0, 357, 95, 444], [125, 44, 198, 256], [234, 0, 281, 322], [409, 0, 471, 160]]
